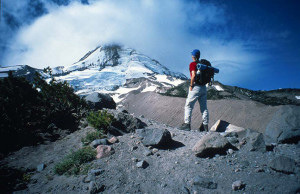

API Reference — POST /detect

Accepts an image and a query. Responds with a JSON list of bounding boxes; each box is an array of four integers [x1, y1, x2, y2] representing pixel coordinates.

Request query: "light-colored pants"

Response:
[[184, 85, 209, 125]]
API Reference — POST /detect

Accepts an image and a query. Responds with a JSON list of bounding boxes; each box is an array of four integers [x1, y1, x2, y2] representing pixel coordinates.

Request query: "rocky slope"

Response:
[[1, 109, 299, 194], [121, 91, 285, 133]]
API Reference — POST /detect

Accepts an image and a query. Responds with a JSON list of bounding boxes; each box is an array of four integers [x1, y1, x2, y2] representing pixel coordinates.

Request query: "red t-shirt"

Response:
[[189, 62, 197, 77]]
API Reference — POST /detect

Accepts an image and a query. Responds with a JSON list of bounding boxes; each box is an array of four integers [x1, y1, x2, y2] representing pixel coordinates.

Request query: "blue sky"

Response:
[[0, 0, 299, 90]]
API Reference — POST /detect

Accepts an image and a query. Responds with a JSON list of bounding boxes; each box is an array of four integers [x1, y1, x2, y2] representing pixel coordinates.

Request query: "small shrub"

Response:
[[54, 147, 96, 175], [81, 131, 106, 146], [87, 110, 114, 133]]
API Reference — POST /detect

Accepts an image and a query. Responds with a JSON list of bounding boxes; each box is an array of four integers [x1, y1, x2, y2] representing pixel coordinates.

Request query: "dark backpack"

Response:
[[195, 59, 214, 85]]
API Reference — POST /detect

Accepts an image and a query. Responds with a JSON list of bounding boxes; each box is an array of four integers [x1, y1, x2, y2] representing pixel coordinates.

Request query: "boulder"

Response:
[[269, 156, 296, 174], [136, 160, 149, 169], [192, 132, 234, 158], [232, 180, 245, 191], [264, 106, 300, 145], [85, 92, 116, 110], [96, 145, 114, 159], [210, 120, 245, 133], [238, 129, 266, 152], [136, 128, 173, 148], [108, 110, 147, 135], [107, 136, 119, 144], [91, 139, 108, 148]]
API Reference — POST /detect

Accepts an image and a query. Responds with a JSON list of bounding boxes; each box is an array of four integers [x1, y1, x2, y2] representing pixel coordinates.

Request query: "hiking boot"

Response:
[[178, 123, 191, 131], [199, 123, 209, 132]]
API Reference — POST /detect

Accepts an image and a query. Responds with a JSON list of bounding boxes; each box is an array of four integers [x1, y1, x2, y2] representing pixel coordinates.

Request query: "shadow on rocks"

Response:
[[155, 139, 185, 150]]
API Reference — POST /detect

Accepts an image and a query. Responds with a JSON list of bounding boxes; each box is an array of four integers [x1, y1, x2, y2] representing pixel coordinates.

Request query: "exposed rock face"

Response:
[[85, 93, 116, 110], [264, 106, 300, 145], [192, 132, 234, 157], [136, 128, 173, 148], [269, 156, 297, 174]]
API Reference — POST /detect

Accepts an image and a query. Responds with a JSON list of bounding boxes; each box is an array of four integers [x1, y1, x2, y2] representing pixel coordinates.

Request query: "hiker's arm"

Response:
[[190, 70, 196, 91]]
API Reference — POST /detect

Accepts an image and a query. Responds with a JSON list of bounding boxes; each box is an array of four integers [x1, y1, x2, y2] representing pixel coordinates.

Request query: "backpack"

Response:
[[195, 59, 215, 85]]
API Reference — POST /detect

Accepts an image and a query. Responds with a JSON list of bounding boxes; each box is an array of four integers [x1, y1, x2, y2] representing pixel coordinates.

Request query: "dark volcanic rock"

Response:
[[108, 110, 147, 135], [192, 132, 234, 158], [264, 106, 300, 145], [237, 129, 266, 152], [192, 176, 217, 189], [136, 160, 149, 169], [85, 92, 116, 110], [136, 128, 173, 148], [269, 156, 297, 174]]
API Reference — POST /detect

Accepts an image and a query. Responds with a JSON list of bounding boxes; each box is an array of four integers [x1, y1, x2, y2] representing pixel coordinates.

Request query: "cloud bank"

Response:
[[1, 0, 264, 85]]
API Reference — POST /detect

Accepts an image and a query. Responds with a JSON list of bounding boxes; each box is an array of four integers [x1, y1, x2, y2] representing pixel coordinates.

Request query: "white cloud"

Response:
[[2, 0, 264, 85]]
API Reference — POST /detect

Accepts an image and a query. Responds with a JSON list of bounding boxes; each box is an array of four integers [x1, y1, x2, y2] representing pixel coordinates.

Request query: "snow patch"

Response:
[[213, 85, 224, 91], [154, 74, 184, 86], [112, 86, 141, 103], [141, 85, 157, 93], [296, 96, 300, 100]]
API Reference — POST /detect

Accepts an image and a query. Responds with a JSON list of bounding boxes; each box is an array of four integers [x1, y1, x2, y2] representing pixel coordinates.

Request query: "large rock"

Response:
[[211, 120, 245, 133], [136, 128, 172, 147], [192, 132, 233, 157], [85, 92, 116, 110], [269, 156, 297, 174], [237, 129, 266, 152], [264, 106, 300, 145], [108, 110, 147, 135], [96, 145, 114, 159]]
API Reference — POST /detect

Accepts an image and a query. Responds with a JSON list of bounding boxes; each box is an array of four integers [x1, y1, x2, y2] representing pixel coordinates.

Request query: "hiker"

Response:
[[179, 49, 209, 131]]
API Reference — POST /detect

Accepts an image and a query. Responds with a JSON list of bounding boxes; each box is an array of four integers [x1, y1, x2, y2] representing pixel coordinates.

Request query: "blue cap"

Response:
[[191, 49, 200, 59]]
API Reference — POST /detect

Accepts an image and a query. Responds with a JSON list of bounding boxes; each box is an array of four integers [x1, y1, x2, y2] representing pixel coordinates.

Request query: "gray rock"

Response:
[[226, 136, 239, 145], [90, 169, 104, 176], [136, 128, 173, 147], [144, 149, 152, 156], [211, 120, 245, 133], [264, 106, 300, 145], [232, 180, 245, 191], [108, 110, 147, 135], [241, 129, 266, 152], [85, 92, 116, 110], [88, 181, 97, 194], [37, 164, 45, 172], [136, 160, 149, 169], [91, 139, 108, 148], [192, 132, 233, 158], [192, 176, 217, 189], [269, 156, 296, 174], [84, 174, 95, 183]]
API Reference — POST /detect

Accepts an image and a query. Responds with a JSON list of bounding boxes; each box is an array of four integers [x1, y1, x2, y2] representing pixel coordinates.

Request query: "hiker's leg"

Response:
[[198, 86, 209, 125], [184, 86, 201, 124]]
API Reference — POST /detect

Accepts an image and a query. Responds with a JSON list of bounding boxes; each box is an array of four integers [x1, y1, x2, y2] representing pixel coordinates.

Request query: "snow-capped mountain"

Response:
[[0, 45, 187, 102]]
